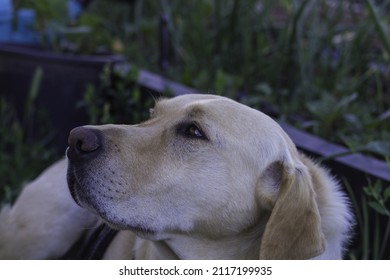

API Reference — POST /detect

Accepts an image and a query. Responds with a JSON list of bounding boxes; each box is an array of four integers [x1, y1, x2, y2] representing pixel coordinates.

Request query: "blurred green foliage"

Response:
[[0, 68, 58, 205], [79, 65, 156, 125], [345, 178, 390, 259]]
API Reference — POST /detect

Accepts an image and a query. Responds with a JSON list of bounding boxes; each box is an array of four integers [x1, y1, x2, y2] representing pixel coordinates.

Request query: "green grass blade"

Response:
[[363, 0, 390, 59], [24, 67, 43, 124], [379, 217, 390, 258]]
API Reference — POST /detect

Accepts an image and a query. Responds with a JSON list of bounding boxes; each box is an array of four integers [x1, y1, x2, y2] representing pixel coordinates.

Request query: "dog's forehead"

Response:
[[155, 94, 224, 113], [156, 94, 260, 120]]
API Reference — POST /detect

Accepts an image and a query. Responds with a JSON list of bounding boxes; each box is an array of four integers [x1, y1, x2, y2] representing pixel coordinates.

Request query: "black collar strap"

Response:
[[62, 224, 119, 259]]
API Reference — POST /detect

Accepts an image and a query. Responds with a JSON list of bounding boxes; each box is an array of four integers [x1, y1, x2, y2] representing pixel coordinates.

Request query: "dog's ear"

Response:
[[258, 156, 325, 260]]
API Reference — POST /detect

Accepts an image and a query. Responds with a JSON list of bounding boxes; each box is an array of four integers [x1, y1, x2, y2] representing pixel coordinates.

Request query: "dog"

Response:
[[0, 94, 353, 259]]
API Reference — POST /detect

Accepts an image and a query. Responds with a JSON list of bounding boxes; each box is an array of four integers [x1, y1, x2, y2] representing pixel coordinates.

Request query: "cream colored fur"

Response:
[[0, 94, 353, 259]]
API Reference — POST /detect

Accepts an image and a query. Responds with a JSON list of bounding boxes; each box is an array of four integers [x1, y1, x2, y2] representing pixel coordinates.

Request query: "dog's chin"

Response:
[[103, 218, 162, 240], [111, 222, 156, 237]]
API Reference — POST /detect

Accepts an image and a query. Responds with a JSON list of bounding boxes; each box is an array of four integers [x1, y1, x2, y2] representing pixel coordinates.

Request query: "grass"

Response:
[[345, 178, 390, 259], [0, 68, 59, 205], [78, 64, 156, 125]]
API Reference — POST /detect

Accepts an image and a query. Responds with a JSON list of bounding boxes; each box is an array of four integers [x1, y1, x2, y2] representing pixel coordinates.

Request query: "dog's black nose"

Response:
[[67, 127, 101, 161]]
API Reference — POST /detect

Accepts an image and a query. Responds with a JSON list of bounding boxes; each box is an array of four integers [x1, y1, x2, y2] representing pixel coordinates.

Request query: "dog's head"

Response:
[[66, 94, 325, 259]]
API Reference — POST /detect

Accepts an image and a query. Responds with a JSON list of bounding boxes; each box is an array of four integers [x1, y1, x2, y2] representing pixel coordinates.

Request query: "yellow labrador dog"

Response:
[[0, 94, 353, 259]]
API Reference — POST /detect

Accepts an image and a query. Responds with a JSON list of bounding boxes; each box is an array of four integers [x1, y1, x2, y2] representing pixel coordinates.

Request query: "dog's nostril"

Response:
[[76, 139, 83, 151], [67, 127, 101, 161]]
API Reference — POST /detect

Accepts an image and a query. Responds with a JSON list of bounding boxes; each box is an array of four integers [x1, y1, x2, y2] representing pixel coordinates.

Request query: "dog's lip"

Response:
[[66, 164, 98, 211], [66, 165, 83, 207]]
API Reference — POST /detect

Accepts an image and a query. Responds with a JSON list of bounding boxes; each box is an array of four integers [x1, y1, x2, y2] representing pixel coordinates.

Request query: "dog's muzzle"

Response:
[[66, 126, 103, 207]]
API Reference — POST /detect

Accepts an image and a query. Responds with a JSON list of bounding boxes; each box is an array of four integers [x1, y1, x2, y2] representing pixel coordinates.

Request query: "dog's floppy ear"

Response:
[[259, 156, 325, 260]]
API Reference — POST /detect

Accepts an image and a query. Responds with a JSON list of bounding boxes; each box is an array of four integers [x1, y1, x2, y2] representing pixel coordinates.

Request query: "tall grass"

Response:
[[345, 178, 390, 259], [0, 68, 58, 205]]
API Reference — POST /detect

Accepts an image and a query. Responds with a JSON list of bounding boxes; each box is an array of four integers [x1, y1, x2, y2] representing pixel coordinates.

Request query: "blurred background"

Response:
[[0, 0, 389, 259]]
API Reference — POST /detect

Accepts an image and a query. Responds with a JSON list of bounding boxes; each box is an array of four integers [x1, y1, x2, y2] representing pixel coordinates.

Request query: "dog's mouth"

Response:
[[66, 163, 95, 209], [67, 164, 85, 207], [67, 162, 158, 237], [66, 163, 109, 219]]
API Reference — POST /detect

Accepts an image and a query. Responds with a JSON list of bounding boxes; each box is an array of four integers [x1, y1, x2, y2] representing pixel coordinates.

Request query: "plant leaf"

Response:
[[368, 201, 388, 216], [364, 0, 390, 59], [362, 141, 390, 157], [336, 92, 358, 110], [384, 187, 390, 201], [363, 186, 372, 197]]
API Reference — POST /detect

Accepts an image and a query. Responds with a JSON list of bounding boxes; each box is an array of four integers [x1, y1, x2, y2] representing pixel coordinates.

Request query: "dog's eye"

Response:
[[178, 122, 207, 140], [187, 124, 204, 138]]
